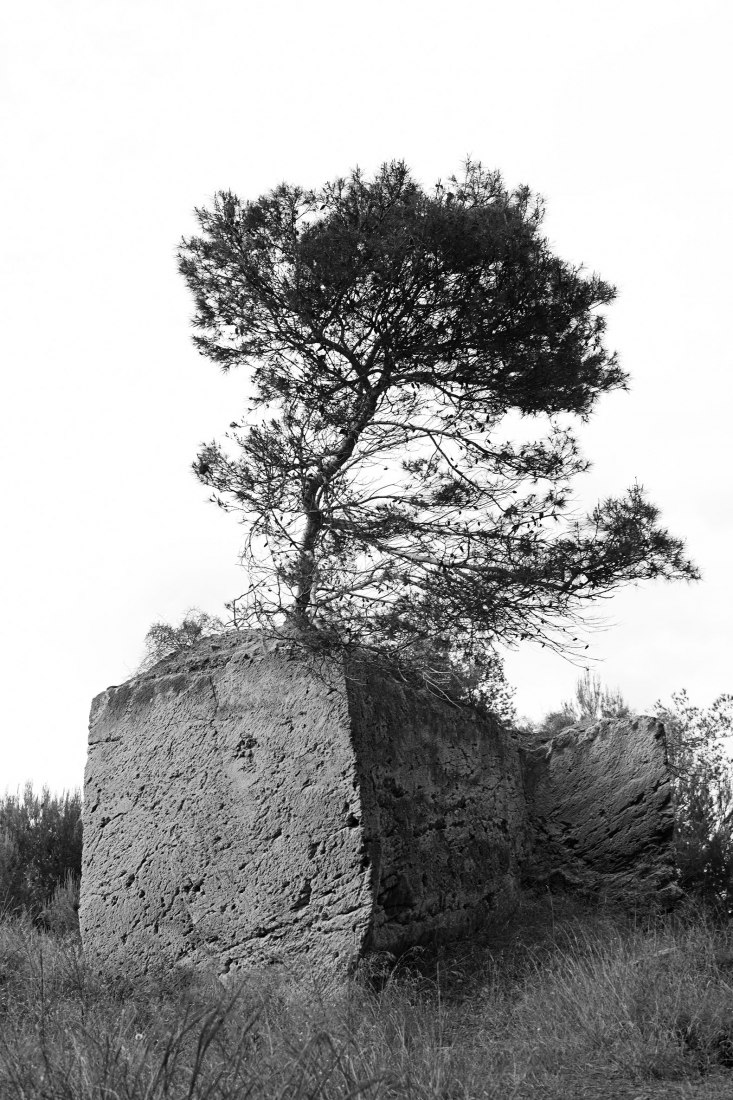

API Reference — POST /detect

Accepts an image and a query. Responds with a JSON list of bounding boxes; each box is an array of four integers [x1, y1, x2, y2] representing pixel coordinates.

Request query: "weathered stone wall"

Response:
[[521, 716, 677, 902], [80, 635, 529, 980]]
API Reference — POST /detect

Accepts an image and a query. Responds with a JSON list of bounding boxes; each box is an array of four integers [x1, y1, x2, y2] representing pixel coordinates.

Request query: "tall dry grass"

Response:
[[1, 897, 733, 1098]]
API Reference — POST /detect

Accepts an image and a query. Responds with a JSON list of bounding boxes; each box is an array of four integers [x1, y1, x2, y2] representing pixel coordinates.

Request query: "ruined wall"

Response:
[[80, 635, 528, 980], [81, 635, 679, 981], [521, 716, 677, 902]]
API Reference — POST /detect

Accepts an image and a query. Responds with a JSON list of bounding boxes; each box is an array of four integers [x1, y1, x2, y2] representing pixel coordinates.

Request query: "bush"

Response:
[[139, 608, 224, 672], [531, 671, 631, 739], [0, 785, 82, 923]]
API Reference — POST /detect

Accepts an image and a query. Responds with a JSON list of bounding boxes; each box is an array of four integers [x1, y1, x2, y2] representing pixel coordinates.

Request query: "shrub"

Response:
[[139, 608, 224, 672]]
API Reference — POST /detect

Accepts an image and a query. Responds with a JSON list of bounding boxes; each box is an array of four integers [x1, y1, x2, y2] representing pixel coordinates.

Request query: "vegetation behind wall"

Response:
[[0, 784, 82, 928], [654, 691, 733, 914]]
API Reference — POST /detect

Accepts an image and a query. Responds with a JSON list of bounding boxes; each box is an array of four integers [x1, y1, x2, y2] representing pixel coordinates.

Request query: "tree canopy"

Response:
[[178, 160, 698, 689]]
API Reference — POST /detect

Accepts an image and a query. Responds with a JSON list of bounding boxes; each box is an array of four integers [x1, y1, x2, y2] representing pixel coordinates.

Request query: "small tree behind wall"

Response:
[[533, 670, 631, 738], [178, 160, 698, 699], [572, 670, 631, 721]]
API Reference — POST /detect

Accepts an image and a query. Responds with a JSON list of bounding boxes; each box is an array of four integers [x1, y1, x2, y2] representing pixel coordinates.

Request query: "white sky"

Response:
[[2, 0, 731, 793]]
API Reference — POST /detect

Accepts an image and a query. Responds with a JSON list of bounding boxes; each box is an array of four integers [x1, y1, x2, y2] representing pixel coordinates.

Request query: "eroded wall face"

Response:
[[346, 667, 530, 954], [80, 636, 373, 980], [521, 716, 676, 901]]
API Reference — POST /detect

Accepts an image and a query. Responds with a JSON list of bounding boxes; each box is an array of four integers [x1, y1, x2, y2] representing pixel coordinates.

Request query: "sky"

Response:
[[2, 0, 731, 793]]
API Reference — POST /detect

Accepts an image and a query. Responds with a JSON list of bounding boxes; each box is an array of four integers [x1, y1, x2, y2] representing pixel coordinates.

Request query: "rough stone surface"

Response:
[[521, 716, 676, 901], [347, 664, 528, 955], [80, 634, 529, 980]]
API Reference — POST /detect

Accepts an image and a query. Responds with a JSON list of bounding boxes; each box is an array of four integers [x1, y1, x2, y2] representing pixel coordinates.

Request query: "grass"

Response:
[[2, 896, 733, 1098]]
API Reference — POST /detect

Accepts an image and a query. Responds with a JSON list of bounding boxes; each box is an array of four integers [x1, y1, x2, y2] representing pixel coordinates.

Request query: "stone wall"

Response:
[[80, 634, 529, 981], [521, 716, 677, 902]]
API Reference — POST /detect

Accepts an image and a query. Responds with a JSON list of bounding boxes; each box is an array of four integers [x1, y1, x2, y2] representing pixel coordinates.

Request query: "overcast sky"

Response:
[[2, 0, 731, 794]]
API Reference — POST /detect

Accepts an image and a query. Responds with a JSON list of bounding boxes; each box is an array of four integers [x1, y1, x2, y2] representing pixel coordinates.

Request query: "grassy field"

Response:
[[2, 896, 733, 1099]]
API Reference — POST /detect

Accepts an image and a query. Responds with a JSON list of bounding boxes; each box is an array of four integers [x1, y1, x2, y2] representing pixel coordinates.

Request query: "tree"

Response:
[[654, 691, 733, 911], [177, 160, 698, 688]]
